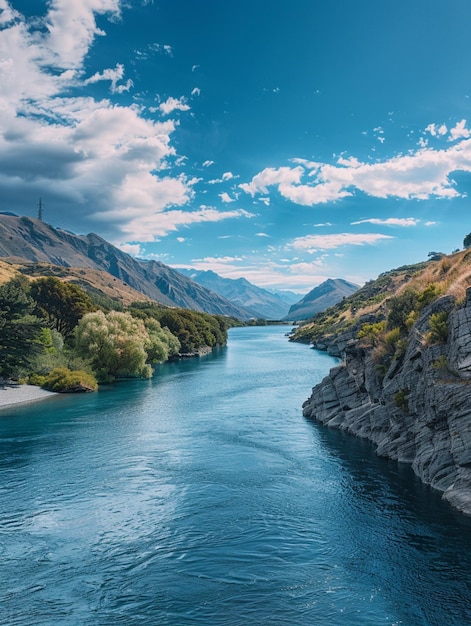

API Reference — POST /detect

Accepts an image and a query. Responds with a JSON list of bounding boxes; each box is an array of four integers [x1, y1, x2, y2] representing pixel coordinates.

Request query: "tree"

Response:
[[31, 277, 95, 338], [74, 310, 152, 382], [464, 233, 471, 249], [0, 277, 43, 378], [144, 317, 180, 363]]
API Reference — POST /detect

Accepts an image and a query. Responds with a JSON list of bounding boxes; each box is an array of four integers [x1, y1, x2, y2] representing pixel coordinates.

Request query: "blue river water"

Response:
[[1, 325, 471, 626]]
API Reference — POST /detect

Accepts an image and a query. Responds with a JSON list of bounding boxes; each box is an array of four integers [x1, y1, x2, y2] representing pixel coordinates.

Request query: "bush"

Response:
[[41, 367, 98, 392], [427, 311, 449, 344], [357, 321, 386, 345], [387, 288, 418, 331]]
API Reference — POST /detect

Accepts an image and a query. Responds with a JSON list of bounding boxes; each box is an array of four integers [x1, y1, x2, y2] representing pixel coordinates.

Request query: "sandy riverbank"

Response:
[[0, 382, 56, 410]]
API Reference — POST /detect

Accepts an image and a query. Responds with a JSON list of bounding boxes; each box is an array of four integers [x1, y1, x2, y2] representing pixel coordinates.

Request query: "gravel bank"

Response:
[[0, 382, 56, 410]]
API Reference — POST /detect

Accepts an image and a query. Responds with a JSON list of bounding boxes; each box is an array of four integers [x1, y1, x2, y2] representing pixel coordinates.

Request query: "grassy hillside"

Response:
[[0, 260, 152, 309], [291, 249, 471, 345]]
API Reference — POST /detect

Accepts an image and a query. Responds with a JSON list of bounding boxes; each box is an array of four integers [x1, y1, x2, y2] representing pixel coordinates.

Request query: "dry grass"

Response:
[[0, 260, 20, 285], [0, 259, 153, 307]]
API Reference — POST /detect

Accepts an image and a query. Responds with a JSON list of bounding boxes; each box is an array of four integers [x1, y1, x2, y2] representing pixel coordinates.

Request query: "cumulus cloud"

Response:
[[0, 2, 249, 244], [240, 130, 471, 205], [425, 122, 448, 137], [159, 96, 190, 115], [219, 192, 235, 203], [118, 243, 142, 256], [449, 119, 471, 141]]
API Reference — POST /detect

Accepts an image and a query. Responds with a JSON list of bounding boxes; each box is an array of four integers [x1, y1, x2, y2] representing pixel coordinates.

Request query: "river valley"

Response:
[[1, 325, 471, 625]]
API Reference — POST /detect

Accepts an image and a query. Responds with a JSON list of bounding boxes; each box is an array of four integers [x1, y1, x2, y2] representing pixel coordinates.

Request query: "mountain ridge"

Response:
[[283, 277, 359, 321], [0, 215, 253, 319], [178, 268, 299, 319]]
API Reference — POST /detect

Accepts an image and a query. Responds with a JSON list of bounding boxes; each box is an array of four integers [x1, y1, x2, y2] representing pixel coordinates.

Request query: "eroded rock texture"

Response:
[[303, 289, 471, 515]]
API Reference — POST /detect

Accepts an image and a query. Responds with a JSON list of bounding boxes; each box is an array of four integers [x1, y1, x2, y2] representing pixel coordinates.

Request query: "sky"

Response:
[[2, 0, 471, 293]]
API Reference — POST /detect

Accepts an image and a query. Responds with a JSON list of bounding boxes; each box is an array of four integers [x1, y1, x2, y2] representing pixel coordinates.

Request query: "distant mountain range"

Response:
[[283, 278, 359, 321], [0, 214, 251, 319], [0, 214, 359, 321], [178, 269, 299, 320]]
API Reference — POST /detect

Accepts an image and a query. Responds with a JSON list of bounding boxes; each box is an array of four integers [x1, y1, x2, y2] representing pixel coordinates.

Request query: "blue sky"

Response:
[[2, 0, 471, 292]]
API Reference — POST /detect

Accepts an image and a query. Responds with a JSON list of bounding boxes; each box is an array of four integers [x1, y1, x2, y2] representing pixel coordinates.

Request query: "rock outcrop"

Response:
[[302, 288, 471, 515]]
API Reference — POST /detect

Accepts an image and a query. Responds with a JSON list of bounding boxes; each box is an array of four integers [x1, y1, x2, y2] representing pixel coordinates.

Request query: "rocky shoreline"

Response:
[[302, 287, 471, 516]]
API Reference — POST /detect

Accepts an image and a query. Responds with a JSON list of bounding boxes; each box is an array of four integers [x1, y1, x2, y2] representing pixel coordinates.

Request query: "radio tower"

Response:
[[38, 198, 43, 221]]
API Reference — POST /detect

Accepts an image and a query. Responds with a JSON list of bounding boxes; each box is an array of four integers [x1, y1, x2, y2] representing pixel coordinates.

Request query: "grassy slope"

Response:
[[291, 250, 471, 344], [0, 260, 153, 308]]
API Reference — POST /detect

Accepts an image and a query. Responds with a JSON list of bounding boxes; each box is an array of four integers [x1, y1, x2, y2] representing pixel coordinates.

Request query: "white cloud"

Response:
[[208, 171, 238, 185], [191, 87, 200, 96], [219, 192, 235, 203], [118, 243, 142, 256], [202, 160, 214, 167], [449, 119, 471, 141], [239, 166, 304, 195], [0, 0, 21, 25], [0, 2, 214, 244], [288, 233, 393, 253], [240, 134, 471, 205], [45, 0, 121, 70], [159, 96, 190, 115], [112, 207, 254, 240], [84, 63, 133, 93], [351, 217, 419, 227], [255, 232, 270, 237]]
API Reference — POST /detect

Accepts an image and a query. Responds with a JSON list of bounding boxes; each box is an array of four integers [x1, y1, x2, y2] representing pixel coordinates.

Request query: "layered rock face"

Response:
[[302, 288, 471, 515]]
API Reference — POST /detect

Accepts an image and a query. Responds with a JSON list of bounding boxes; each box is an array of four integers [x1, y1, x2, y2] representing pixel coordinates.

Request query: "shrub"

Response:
[[387, 288, 418, 331], [428, 311, 449, 344], [417, 283, 442, 308], [357, 321, 386, 345], [41, 367, 98, 392]]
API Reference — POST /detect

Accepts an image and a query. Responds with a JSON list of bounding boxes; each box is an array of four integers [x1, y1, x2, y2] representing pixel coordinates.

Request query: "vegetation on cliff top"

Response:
[[291, 248, 471, 358]]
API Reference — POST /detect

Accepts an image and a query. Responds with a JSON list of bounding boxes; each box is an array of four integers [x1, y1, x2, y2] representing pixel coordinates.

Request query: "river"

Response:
[[1, 325, 471, 625]]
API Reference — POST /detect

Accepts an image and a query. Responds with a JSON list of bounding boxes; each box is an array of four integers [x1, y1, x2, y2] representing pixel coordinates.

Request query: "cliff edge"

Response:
[[298, 253, 471, 515]]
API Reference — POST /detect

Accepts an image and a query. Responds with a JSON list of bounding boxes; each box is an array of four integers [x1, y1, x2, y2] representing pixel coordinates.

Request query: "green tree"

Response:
[[144, 317, 180, 363], [31, 277, 95, 338], [74, 310, 152, 382], [0, 277, 43, 378], [464, 232, 471, 248]]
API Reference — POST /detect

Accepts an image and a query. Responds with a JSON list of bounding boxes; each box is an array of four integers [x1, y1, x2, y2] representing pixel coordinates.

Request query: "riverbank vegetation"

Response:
[[0, 275, 235, 391]]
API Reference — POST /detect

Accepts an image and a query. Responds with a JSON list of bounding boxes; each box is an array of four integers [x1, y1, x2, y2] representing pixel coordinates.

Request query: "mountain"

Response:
[[0, 215, 252, 319], [295, 251, 471, 516], [178, 268, 297, 319], [284, 278, 359, 321]]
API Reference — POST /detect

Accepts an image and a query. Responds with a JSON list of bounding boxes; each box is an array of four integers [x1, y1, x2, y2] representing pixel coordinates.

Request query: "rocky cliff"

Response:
[[302, 283, 471, 516]]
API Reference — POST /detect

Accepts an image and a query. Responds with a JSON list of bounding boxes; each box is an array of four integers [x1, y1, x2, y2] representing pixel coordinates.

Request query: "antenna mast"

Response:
[[38, 198, 43, 221]]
